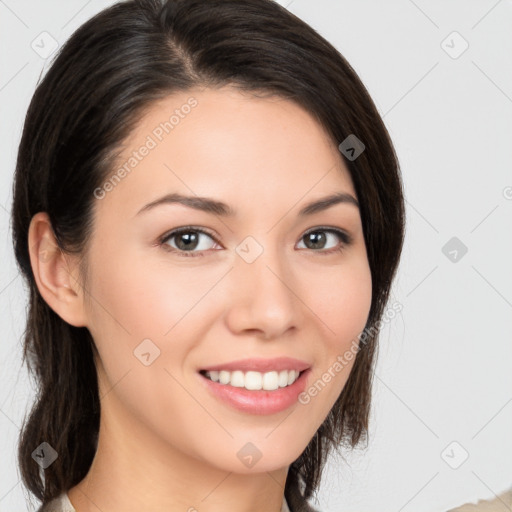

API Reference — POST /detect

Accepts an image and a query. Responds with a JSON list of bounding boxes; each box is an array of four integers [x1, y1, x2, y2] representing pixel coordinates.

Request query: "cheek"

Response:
[[84, 246, 227, 376], [288, 262, 371, 438], [86, 248, 204, 334], [297, 262, 372, 418], [83, 250, 213, 415], [307, 260, 372, 346]]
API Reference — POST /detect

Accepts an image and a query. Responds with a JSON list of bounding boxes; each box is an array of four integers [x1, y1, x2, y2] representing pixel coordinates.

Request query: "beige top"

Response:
[[447, 487, 512, 511], [39, 487, 512, 511], [39, 491, 292, 512]]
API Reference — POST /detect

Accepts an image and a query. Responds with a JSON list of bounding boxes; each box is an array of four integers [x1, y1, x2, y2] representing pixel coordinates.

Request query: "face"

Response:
[[81, 86, 372, 474]]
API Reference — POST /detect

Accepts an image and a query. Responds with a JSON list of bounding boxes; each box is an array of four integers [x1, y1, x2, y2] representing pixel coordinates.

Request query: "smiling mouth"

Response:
[[199, 369, 307, 391]]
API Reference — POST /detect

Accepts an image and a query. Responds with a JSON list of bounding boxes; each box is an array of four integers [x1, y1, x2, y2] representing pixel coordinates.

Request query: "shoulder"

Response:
[[36, 489, 324, 512], [446, 487, 512, 512], [36, 492, 76, 512]]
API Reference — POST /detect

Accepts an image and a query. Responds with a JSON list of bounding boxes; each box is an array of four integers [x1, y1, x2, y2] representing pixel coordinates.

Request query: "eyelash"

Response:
[[158, 225, 352, 258]]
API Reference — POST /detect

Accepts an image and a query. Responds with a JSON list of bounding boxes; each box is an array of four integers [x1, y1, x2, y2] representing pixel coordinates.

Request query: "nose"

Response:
[[224, 242, 300, 340]]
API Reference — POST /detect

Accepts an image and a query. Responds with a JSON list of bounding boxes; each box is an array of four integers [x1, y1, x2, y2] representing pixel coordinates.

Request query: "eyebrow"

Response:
[[136, 191, 359, 217]]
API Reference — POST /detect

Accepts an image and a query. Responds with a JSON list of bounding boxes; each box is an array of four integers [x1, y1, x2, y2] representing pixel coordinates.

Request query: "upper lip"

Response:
[[200, 357, 311, 373]]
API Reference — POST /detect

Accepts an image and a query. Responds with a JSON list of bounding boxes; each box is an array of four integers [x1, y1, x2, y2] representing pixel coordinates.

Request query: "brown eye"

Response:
[[160, 227, 220, 257], [297, 228, 351, 254], [303, 231, 327, 250]]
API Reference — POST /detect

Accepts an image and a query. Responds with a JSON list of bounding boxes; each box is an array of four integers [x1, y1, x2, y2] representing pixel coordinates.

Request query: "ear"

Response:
[[27, 212, 88, 327]]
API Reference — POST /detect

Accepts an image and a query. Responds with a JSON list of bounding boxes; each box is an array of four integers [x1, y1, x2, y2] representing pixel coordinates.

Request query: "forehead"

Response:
[[98, 86, 356, 219]]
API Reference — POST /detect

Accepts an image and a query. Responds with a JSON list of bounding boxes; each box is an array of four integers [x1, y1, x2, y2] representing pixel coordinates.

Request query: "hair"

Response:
[[11, 0, 405, 508]]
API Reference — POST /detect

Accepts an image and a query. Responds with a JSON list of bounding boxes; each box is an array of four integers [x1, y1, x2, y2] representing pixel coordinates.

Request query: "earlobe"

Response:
[[27, 212, 88, 327]]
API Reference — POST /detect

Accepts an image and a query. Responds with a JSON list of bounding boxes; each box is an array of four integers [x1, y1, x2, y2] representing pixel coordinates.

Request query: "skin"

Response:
[[29, 86, 372, 512]]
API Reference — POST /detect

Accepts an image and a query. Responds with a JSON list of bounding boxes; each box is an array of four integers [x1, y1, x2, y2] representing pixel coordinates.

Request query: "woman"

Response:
[[11, 0, 405, 510]]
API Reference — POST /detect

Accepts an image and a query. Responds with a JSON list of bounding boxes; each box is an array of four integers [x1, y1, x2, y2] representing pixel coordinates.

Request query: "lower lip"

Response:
[[198, 369, 311, 415]]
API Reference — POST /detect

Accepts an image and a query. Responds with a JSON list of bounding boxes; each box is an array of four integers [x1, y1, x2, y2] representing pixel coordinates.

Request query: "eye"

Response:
[[159, 227, 221, 257], [297, 227, 352, 255]]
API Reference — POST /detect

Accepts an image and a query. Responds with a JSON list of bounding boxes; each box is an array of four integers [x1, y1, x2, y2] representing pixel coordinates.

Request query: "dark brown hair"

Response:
[[11, 0, 405, 508]]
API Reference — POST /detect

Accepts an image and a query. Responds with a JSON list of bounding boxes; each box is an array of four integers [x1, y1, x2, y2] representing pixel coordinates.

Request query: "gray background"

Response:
[[1, 0, 511, 510]]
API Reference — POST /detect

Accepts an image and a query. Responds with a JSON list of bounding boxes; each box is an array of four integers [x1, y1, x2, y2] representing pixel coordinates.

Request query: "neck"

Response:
[[67, 377, 288, 512]]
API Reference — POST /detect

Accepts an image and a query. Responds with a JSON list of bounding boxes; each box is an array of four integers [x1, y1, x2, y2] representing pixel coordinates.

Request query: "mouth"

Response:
[[199, 368, 308, 391], [197, 367, 312, 415]]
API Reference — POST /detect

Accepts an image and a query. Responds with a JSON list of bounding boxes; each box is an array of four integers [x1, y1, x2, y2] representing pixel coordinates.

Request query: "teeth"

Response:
[[204, 369, 301, 390]]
